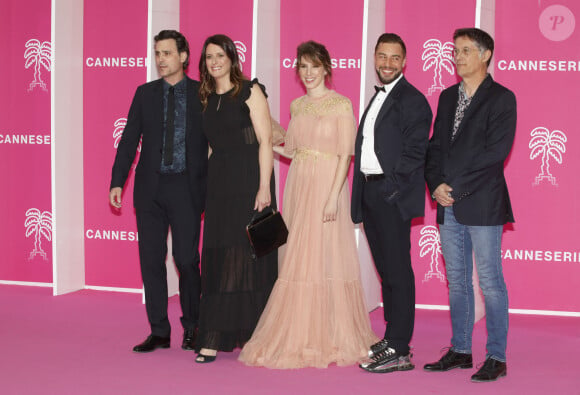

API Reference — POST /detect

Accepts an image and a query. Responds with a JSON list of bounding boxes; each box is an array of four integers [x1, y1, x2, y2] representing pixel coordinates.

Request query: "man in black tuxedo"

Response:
[[109, 30, 208, 353], [423, 28, 516, 382], [352, 33, 432, 373]]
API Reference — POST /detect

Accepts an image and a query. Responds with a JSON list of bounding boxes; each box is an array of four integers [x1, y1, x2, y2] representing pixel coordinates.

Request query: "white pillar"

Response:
[[51, 0, 85, 295]]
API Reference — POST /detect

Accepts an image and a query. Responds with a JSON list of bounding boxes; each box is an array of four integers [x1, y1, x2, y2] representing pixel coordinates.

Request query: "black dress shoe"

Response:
[[182, 328, 197, 351], [132, 335, 170, 353], [359, 347, 414, 373], [368, 338, 389, 358], [471, 358, 507, 382], [423, 349, 473, 371]]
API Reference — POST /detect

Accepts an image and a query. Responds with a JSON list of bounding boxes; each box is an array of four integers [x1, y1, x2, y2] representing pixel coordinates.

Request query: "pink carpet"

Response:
[[0, 285, 578, 394]]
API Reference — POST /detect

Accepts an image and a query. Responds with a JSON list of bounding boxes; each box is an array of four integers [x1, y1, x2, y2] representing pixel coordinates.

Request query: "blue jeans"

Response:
[[439, 206, 509, 362]]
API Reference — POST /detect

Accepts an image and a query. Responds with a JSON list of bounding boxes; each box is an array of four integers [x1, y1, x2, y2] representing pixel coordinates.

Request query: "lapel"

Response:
[[356, 90, 379, 149], [152, 79, 165, 147], [185, 76, 194, 145], [359, 92, 377, 132], [451, 75, 493, 144], [375, 76, 406, 130]]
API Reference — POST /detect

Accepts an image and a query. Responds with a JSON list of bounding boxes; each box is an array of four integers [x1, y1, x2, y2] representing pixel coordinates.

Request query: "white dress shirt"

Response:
[[360, 73, 404, 175]]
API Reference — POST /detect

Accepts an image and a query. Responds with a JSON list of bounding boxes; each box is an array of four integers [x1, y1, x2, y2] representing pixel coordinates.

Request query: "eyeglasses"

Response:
[[453, 46, 479, 57]]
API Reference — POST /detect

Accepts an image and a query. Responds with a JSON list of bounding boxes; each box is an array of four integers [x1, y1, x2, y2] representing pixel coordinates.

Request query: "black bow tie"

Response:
[[375, 85, 386, 93]]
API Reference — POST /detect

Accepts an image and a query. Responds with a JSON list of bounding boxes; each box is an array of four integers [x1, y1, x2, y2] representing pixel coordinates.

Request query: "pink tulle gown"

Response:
[[239, 91, 378, 369]]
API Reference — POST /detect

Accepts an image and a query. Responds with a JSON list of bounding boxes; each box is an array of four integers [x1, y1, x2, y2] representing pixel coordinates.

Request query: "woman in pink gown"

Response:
[[239, 41, 378, 369]]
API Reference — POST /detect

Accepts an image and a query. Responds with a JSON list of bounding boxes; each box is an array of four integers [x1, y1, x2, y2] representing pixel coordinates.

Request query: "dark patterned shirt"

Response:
[[160, 77, 187, 174], [451, 81, 472, 141]]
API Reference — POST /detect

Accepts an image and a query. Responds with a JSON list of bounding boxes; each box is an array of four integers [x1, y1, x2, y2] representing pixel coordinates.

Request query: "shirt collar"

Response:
[[163, 76, 187, 92], [377, 73, 404, 97]]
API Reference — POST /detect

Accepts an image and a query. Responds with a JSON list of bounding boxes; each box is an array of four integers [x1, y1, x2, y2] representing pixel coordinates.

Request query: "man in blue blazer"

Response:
[[109, 30, 208, 353], [424, 28, 516, 382], [352, 33, 432, 373]]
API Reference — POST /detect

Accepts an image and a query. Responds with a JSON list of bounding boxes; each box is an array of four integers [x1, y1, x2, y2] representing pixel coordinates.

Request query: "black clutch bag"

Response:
[[246, 207, 288, 259]]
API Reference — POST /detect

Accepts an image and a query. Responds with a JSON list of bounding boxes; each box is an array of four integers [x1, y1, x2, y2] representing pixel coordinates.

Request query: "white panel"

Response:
[[51, 0, 85, 295], [253, 0, 282, 205], [478, 0, 496, 74], [357, 0, 384, 311]]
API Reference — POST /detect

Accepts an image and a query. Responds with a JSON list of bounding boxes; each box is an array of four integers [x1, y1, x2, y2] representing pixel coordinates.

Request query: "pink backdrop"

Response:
[[384, 0, 477, 308], [181, 0, 254, 81], [1, 0, 577, 313], [83, 0, 148, 289], [496, 0, 580, 311], [0, 0, 52, 283], [278, 0, 364, 206]]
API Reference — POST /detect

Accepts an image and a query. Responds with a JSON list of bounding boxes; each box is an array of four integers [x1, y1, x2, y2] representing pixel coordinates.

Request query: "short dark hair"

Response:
[[296, 40, 332, 82], [453, 28, 494, 67], [375, 33, 406, 57], [154, 30, 190, 69]]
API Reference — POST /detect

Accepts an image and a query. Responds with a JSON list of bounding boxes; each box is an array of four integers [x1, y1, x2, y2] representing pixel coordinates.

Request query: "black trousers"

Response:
[[361, 179, 415, 355], [136, 173, 202, 337]]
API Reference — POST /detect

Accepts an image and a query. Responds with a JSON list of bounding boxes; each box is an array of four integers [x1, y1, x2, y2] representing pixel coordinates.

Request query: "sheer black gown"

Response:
[[196, 79, 278, 352]]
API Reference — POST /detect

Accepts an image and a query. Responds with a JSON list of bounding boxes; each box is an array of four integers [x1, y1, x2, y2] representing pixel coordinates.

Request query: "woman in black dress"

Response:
[[195, 34, 277, 363]]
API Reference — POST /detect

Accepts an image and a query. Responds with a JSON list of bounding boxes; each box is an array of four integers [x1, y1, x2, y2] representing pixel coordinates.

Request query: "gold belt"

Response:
[[295, 148, 334, 161]]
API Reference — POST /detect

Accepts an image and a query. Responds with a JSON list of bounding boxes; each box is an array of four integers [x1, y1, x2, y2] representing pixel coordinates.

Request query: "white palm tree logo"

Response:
[[113, 117, 142, 169], [24, 39, 52, 92], [529, 126, 567, 186], [422, 39, 454, 96], [234, 41, 247, 72], [113, 118, 127, 149], [419, 225, 445, 283], [25, 208, 53, 261]]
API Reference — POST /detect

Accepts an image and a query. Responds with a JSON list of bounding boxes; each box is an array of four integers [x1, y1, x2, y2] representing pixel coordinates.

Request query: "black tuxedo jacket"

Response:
[[351, 77, 432, 223], [425, 75, 516, 226], [110, 76, 208, 213]]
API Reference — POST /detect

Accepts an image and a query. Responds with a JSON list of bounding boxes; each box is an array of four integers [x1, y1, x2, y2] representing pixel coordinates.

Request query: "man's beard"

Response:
[[376, 68, 401, 85]]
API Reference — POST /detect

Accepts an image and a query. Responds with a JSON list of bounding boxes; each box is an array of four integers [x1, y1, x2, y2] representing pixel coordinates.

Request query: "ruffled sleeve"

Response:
[[283, 99, 299, 155], [241, 78, 268, 102], [335, 96, 357, 156]]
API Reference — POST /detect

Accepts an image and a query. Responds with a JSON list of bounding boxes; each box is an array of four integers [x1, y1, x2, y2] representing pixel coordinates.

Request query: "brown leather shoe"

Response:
[[424, 349, 473, 371]]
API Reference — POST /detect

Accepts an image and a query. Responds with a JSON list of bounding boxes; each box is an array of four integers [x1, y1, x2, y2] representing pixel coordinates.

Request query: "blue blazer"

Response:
[[425, 75, 516, 226]]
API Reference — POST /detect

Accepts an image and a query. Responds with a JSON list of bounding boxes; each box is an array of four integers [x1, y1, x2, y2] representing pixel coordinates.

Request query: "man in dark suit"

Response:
[[423, 28, 516, 382], [352, 33, 432, 373], [109, 30, 208, 353]]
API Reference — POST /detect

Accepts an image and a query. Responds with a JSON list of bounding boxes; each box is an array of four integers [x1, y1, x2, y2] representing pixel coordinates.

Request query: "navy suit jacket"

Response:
[[351, 76, 432, 223], [425, 75, 516, 226], [110, 76, 208, 214]]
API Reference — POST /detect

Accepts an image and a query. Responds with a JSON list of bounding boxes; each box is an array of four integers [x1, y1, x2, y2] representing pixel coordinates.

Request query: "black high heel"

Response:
[[195, 353, 217, 363]]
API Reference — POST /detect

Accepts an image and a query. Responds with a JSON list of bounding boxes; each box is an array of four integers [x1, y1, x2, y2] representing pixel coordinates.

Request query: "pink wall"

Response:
[[181, 0, 254, 81], [83, 0, 148, 288], [0, 0, 52, 282], [2, 0, 576, 313], [496, 0, 580, 311]]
